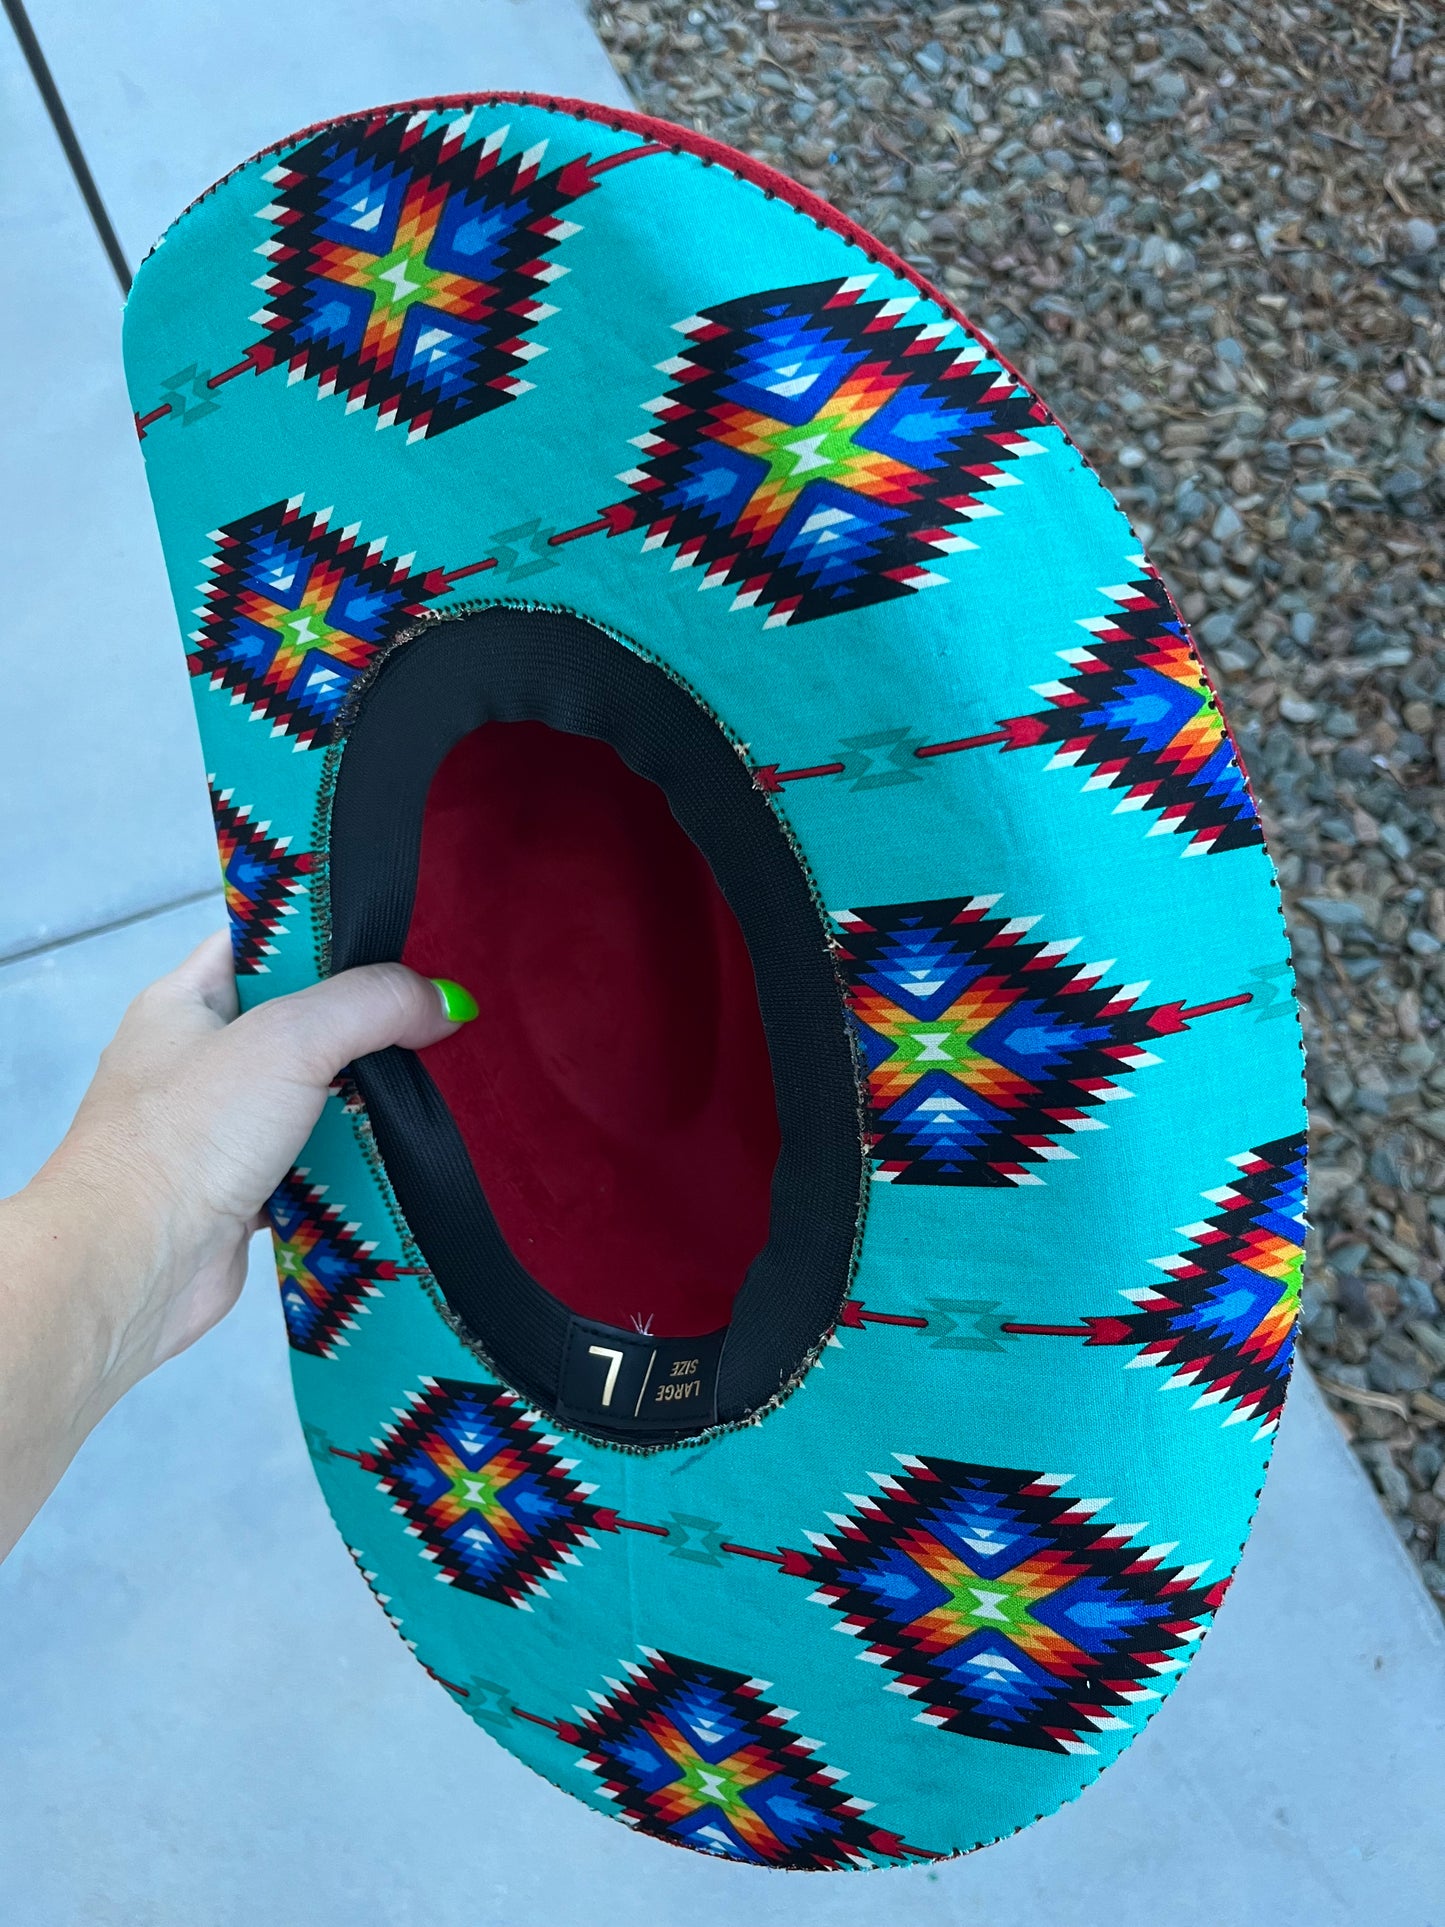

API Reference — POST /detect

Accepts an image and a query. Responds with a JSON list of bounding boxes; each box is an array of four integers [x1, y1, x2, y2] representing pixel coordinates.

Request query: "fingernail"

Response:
[[430, 978, 479, 1024]]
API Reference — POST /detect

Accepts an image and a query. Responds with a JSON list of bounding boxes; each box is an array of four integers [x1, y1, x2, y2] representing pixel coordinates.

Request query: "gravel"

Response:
[[589, 0, 1445, 1607]]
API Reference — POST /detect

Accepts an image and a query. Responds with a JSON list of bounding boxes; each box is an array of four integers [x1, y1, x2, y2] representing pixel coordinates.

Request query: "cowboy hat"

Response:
[[125, 93, 1306, 1868]]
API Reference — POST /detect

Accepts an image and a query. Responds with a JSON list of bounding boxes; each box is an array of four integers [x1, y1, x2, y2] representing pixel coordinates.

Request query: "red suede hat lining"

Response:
[[402, 721, 780, 1338]]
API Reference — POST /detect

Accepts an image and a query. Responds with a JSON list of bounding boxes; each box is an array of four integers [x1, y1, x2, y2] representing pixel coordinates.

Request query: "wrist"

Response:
[[0, 1169, 162, 1560], [15, 1148, 174, 1416]]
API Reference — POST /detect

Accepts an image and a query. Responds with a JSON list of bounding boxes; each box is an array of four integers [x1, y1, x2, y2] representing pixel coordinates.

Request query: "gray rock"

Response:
[[1299, 897, 1368, 928], [1368, 1346, 1429, 1397], [1323, 1062, 1356, 1110], [1289, 508, 1322, 547], [1289, 923, 1323, 979], [1403, 217, 1439, 256], [1409, 1320, 1445, 1370], [1359, 1441, 1413, 1511], [1198, 609, 1236, 647], [1384, 466, 1427, 501], [1176, 483, 1209, 521], [1215, 640, 1259, 672], [1285, 408, 1355, 440]]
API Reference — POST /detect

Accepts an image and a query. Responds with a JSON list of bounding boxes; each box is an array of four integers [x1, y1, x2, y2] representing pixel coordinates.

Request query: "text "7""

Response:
[[588, 1345, 624, 1408]]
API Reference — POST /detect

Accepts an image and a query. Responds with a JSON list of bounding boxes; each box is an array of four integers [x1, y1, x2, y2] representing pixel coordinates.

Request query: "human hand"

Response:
[[0, 931, 468, 1557]]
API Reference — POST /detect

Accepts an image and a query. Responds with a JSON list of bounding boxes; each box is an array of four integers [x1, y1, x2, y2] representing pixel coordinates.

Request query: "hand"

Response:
[[0, 930, 466, 1558]]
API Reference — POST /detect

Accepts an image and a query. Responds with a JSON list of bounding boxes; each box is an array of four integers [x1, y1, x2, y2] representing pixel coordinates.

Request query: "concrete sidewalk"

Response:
[[1, 5, 1441, 1922]]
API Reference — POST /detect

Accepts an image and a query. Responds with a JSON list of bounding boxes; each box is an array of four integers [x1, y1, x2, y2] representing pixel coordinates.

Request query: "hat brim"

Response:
[[125, 93, 1306, 1868]]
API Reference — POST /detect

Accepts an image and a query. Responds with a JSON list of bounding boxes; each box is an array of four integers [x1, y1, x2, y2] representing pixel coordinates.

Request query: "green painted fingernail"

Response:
[[430, 978, 479, 1024]]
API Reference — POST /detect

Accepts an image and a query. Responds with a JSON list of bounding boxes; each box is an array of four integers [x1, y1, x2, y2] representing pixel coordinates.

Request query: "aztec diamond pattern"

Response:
[[796, 1459, 1223, 1755], [252, 113, 589, 438], [209, 782, 313, 972], [189, 497, 444, 747], [834, 893, 1242, 1185], [266, 1170, 389, 1356], [1006, 1133, 1306, 1436], [359, 1378, 617, 1607], [992, 573, 1261, 855], [603, 275, 1047, 625], [555, 1649, 934, 1867]]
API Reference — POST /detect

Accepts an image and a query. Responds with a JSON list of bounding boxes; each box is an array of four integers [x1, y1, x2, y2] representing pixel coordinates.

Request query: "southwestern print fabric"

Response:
[[189, 498, 444, 747], [209, 782, 313, 972], [795, 1458, 1223, 1755], [344, 1378, 662, 1607], [754, 570, 1260, 858], [527, 1649, 936, 1868], [266, 1170, 390, 1357], [1004, 1133, 1306, 1437], [252, 114, 587, 439], [990, 572, 1261, 855], [604, 276, 1046, 625], [127, 95, 1307, 1870], [826, 1138, 1305, 1438], [834, 893, 1248, 1186]]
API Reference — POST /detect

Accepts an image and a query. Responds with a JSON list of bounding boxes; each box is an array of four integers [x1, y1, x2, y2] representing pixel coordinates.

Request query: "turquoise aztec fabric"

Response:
[[125, 94, 1306, 1870]]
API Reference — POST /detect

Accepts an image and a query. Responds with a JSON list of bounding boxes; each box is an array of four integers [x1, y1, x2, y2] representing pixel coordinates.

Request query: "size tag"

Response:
[[557, 1316, 725, 1434]]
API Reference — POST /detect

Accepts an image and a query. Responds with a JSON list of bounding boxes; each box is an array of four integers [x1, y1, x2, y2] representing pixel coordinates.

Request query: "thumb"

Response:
[[230, 962, 470, 1090]]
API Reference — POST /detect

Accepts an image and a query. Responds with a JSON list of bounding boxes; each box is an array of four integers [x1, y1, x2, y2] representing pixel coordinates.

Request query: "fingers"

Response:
[[162, 929, 241, 1024], [96, 931, 236, 1085], [232, 962, 467, 1091]]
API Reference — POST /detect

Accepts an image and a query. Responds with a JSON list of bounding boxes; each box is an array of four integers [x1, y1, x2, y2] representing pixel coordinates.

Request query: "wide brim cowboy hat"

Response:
[[124, 93, 1306, 1869]]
